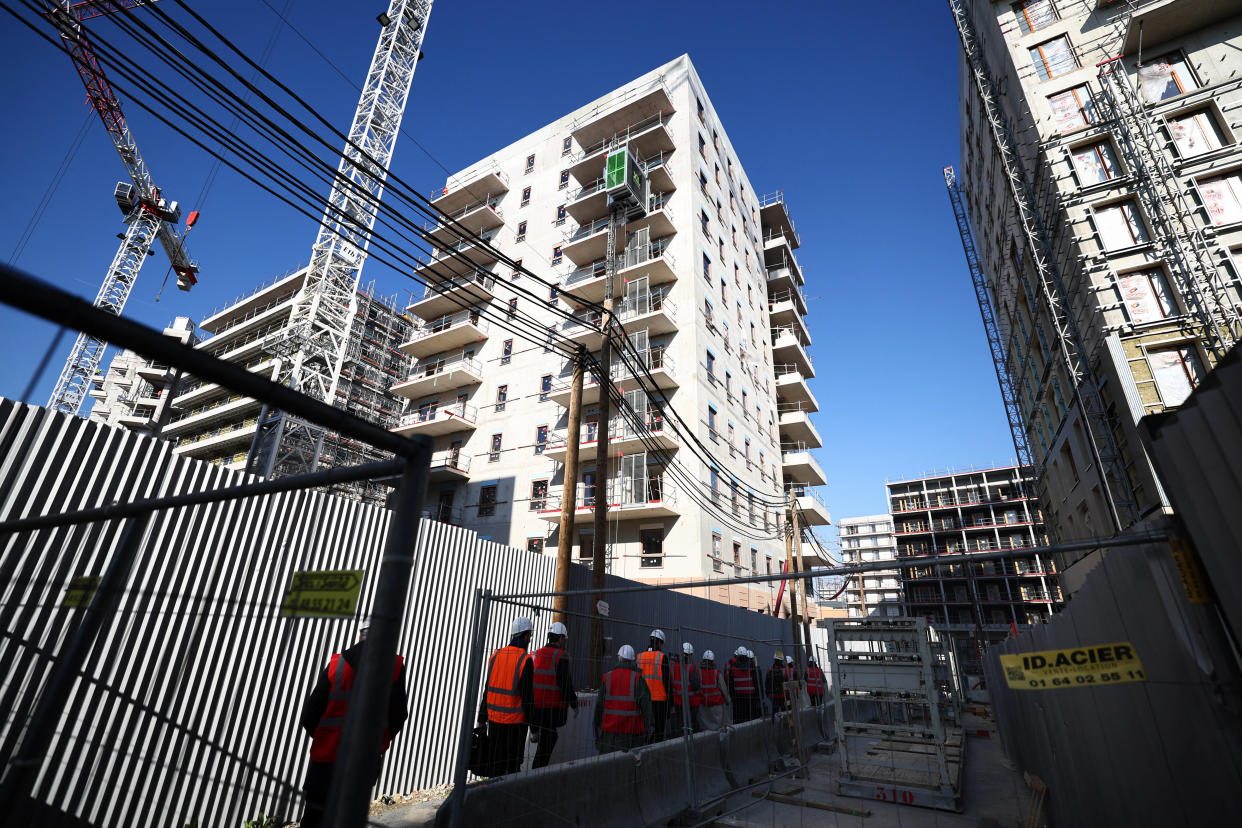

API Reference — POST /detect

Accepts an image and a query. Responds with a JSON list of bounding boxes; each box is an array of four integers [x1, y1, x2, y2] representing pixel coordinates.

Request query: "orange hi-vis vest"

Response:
[[671, 660, 701, 707], [310, 652, 404, 763], [700, 667, 724, 706], [485, 645, 532, 724], [806, 666, 826, 695], [532, 646, 567, 710], [637, 650, 667, 702], [601, 668, 645, 735], [729, 664, 755, 695]]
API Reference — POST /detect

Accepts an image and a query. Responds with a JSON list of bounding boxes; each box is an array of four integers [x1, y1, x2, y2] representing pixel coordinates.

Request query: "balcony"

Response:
[[759, 191, 799, 247], [117, 411, 158, 432], [781, 445, 827, 487], [616, 290, 677, 337], [766, 259, 804, 292], [414, 230, 501, 280], [392, 401, 478, 437], [535, 473, 680, 523], [625, 192, 676, 240], [789, 486, 831, 527], [407, 271, 497, 319], [767, 287, 808, 327], [425, 196, 504, 247], [547, 349, 677, 407], [763, 231, 799, 267], [398, 309, 489, 358], [1116, 0, 1239, 55], [558, 309, 606, 351], [772, 326, 813, 377], [200, 268, 304, 333], [164, 394, 259, 436], [430, 162, 509, 215], [136, 362, 176, 387], [391, 352, 484, 399], [172, 358, 277, 410], [567, 106, 676, 185], [172, 416, 259, 457], [544, 414, 678, 464], [428, 449, 471, 482], [642, 150, 675, 194], [617, 237, 677, 286], [562, 216, 619, 267], [778, 406, 822, 448], [774, 367, 818, 411], [566, 177, 609, 224]]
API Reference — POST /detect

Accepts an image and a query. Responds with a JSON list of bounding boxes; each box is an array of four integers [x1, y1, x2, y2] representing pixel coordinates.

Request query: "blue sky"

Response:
[[0, 0, 1015, 539]]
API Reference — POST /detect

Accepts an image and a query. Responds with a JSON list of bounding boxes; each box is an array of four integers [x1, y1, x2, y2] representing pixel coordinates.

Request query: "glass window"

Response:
[[641, 529, 664, 568], [507, 297, 518, 319], [501, 339, 513, 365], [558, 170, 569, 189], [702, 252, 712, 282], [1149, 344, 1205, 406], [1072, 141, 1120, 185], [495, 384, 508, 412], [1095, 201, 1150, 249], [516, 220, 527, 241], [521, 186, 531, 206], [1170, 109, 1226, 158], [706, 349, 716, 378], [561, 136, 572, 156], [535, 425, 548, 454], [707, 405, 718, 439], [488, 434, 502, 463], [525, 154, 535, 173], [698, 133, 707, 157], [512, 258, 523, 279], [1013, 0, 1057, 34], [539, 374, 552, 401], [1199, 174, 1242, 225], [709, 468, 719, 502], [750, 547, 758, 572], [530, 479, 548, 510], [556, 204, 567, 225], [1118, 268, 1177, 324], [1029, 36, 1076, 81], [526, 537, 544, 554], [479, 484, 498, 516], [711, 532, 723, 572], [1139, 53, 1197, 103], [732, 541, 741, 568], [1048, 86, 1095, 132], [551, 245, 562, 265], [700, 210, 710, 234]]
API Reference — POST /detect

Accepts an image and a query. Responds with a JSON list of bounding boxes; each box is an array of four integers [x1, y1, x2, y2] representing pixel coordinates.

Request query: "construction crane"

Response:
[[943, 166, 1033, 471], [44, 0, 200, 417], [246, 0, 433, 479]]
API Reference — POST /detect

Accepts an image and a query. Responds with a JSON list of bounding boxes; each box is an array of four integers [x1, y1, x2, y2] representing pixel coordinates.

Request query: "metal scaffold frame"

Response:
[[948, 0, 1138, 533], [943, 166, 1034, 472], [248, 0, 433, 480], [1094, 59, 1242, 358]]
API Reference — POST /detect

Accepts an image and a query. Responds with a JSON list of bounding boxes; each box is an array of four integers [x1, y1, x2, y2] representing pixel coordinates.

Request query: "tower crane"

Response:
[[43, 0, 200, 417], [246, 0, 433, 479]]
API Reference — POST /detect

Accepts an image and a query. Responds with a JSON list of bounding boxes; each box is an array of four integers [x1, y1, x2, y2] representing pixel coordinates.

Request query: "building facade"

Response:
[[88, 316, 198, 434], [393, 55, 829, 608], [887, 465, 1061, 675], [956, 0, 1242, 579], [160, 270, 412, 501], [837, 514, 901, 619]]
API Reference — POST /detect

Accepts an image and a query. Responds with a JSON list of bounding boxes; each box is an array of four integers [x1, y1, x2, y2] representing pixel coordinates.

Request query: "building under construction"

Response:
[[951, 0, 1242, 588], [153, 270, 411, 500], [87, 316, 197, 434], [887, 465, 1060, 676]]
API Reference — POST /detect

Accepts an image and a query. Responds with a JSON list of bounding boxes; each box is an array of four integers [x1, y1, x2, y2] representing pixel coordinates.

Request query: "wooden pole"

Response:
[[553, 347, 585, 622], [785, 497, 804, 669], [791, 501, 813, 672]]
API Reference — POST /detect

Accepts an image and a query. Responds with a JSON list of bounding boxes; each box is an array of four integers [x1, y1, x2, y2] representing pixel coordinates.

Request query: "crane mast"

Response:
[[247, 0, 433, 479], [45, 0, 200, 417]]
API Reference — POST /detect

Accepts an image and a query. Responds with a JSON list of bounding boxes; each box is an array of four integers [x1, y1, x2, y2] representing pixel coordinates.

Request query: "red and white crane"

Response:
[[44, 0, 199, 416]]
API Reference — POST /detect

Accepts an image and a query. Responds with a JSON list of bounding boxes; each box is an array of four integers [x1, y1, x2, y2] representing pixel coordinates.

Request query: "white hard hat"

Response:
[[549, 621, 568, 637], [808, 656, 816, 664], [618, 644, 636, 660], [510, 617, 533, 636], [703, 650, 715, 660], [682, 642, 694, 655], [786, 656, 794, 665], [735, 646, 746, 656], [746, 649, 754, 659], [651, 629, 665, 642]]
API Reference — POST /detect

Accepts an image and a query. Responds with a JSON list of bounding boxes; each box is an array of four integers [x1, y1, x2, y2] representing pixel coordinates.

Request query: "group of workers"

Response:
[[476, 618, 830, 774]]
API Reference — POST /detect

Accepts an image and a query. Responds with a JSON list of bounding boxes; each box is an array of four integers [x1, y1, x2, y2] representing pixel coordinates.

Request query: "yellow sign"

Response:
[[1168, 539, 1209, 604], [1000, 642, 1146, 690], [280, 570, 365, 618], [63, 576, 101, 608]]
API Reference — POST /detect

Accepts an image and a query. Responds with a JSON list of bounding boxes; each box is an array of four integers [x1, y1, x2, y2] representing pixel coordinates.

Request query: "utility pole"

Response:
[[590, 207, 620, 685], [553, 346, 585, 622], [791, 502, 813, 672], [784, 496, 804, 670]]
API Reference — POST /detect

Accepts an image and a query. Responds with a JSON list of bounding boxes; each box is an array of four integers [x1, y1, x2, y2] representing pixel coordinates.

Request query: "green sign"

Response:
[[63, 576, 101, 608], [280, 569, 365, 618], [605, 149, 627, 191]]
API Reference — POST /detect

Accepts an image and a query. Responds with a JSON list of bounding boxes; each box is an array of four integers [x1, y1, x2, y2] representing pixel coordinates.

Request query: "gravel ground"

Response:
[[368, 784, 453, 817]]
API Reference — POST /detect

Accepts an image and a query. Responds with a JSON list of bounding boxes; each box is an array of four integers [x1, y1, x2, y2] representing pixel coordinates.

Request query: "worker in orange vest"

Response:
[[594, 644, 653, 753], [697, 650, 731, 731], [477, 617, 535, 776], [727, 647, 758, 723], [298, 618, 408, 828], [636, 629, 671, 743], [529, 621, 578, 768], [805, 656, 827, 707], [669, 641, 703, 736]]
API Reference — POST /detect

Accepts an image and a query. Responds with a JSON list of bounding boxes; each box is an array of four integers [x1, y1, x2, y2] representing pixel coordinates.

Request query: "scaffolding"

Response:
[[948, 0, 1139, 534]]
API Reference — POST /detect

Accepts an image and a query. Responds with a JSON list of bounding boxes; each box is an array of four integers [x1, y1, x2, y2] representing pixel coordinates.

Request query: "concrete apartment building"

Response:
[[393, 55, 829, 608], [837, 514, 902, 619], [955, 0, 1242, 583], [887, 465, 1061, 673], [88, 316, 198, 433], [159, 270, 411, 498]]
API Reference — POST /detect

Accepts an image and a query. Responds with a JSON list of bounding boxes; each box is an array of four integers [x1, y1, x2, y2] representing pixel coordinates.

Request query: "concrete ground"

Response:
[[711, 712, 1037, 828]]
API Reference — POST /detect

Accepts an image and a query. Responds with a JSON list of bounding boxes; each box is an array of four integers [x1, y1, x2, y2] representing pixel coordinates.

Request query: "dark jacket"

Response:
[[300, 641, 409, 742], [477, 634, 536, 725], [530, 644, 579, 729]]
